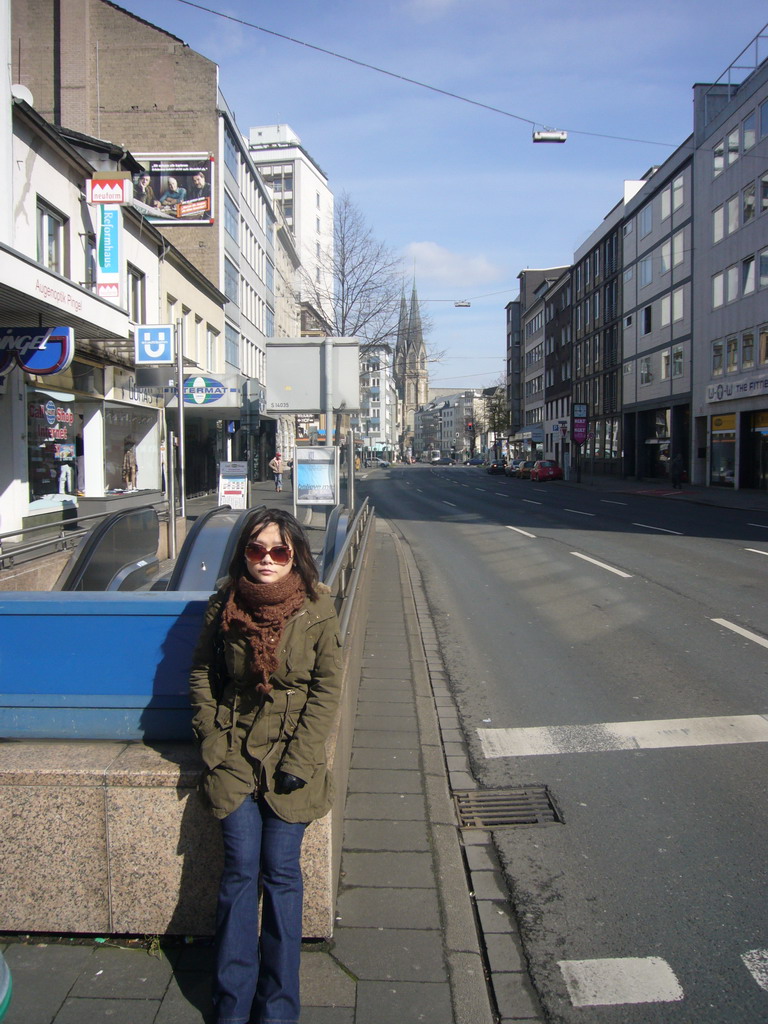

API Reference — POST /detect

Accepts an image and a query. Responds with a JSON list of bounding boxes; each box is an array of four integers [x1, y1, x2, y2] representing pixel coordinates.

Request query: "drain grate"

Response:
[[454, 786, 562, 828]]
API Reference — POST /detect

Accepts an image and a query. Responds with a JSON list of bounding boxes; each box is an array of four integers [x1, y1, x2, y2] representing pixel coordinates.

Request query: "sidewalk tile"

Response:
[[347, 768, 423, 794], [350, 747, 420, 770], [335, 887, 440, 929], [343, 793, 425, 820], [355, 979, 453, 1024], [332, 927, 447, 982], [341, 851, 435, 888], [343, 819, 429, 852]]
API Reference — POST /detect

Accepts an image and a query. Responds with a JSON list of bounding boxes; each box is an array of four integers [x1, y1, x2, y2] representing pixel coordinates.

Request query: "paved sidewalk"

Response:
[[1, 518, 539, 1023]]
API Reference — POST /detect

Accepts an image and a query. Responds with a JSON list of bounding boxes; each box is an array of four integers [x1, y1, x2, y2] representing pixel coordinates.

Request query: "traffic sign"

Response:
[[135, 325, 174, 365]]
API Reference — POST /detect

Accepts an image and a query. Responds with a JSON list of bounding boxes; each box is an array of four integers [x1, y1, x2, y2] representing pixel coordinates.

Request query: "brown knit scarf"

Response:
[[221, 570, 306, 697]]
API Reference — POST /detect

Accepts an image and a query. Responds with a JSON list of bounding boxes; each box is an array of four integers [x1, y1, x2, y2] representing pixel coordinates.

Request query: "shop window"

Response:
[[36, 201, 67, 274], [710, 414, 736, 487], [104, 404, 160, 493], [26, 387, 77, 505], [712, 339, 724, 376]]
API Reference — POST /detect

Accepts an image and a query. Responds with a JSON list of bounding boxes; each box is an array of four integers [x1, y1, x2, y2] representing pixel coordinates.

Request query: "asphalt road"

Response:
[[358, 464, 768, 1024]]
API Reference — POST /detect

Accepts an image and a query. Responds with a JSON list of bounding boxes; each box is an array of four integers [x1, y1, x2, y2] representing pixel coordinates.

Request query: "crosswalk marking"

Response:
[[477, 714, 768, 758], [558, 957, 683, 1006], [742, 949, 768, 991]]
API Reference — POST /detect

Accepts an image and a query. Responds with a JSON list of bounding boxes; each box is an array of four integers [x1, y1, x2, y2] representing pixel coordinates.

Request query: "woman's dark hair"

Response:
[[228, 508, 319, 599]]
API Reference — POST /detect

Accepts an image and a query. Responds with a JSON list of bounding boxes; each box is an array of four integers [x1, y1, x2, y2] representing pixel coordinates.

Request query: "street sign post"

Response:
[[135, 325, 174, 365]]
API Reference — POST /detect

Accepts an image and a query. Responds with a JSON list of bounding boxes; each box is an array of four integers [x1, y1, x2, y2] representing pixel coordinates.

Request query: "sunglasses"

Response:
[[245, 541, 294, 565]]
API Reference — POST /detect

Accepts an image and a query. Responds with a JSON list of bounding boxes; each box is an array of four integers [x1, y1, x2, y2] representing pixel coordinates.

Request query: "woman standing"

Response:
[[268, 452, 284, 492], [189, 508, 343, 1024]]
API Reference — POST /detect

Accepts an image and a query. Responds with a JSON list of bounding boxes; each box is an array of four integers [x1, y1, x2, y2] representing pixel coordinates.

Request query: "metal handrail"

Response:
[[322, 498, 374, 637]]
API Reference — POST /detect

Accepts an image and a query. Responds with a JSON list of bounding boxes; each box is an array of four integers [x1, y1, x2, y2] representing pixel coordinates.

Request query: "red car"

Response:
[[530, 459, 563, 482]]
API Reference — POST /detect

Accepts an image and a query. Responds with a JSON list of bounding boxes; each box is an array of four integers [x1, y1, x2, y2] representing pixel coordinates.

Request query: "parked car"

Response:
[[434, 456, 455, 465], [530, 459, 563, 482], [376, 458, 390, 468], [486, 458, 506, 474], [515, 460, 537, 479], [504, 458, 523, 477]]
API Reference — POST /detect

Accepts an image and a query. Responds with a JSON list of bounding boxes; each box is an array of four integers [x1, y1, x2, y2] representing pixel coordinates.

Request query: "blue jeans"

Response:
[[215, 796, 306, 1024]]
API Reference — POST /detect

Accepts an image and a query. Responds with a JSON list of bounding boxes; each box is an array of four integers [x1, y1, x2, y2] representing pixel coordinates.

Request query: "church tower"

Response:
[[394, 283, 429, 457]]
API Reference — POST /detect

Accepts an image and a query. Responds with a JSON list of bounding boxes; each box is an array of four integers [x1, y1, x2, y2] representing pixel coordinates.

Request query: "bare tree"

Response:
[[302, 192, 405, 352]]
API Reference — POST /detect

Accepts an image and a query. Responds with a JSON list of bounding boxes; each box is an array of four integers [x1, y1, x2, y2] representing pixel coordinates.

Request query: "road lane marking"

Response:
[[632, 522, 683, 535], [522, 499, 542, 505], [601, 499, 627, 505], [745, 548, 768, 557], [558, 957, 683, 1007], [564, 508, 595, 516], [495, 492, 507, 497], [442, 501, 457, 507], [742, 950, 768, 991], [571, 552, 632, 577], [477, 714, 768, 758], [748, 523, 768, 529], [712, 618, 768, 649], [506, 526, 537, 539]]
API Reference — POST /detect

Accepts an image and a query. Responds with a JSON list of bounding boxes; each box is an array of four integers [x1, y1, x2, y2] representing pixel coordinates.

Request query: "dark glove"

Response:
[[275, 770, 306, 794]]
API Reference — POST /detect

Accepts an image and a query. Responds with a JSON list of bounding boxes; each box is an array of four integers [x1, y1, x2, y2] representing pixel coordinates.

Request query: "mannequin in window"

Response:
[[123, 441, 138, 490]]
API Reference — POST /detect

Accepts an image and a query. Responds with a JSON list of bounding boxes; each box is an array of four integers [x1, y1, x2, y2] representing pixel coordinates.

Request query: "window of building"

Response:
[[761, 327, 768, 365], [207, 325, 219, 371], [762, 99, 768, 138], [712, 339, 724, 375], [594, 250, 600, 277], [714, 138, 725, 175], [660, 294, 671, 327], [672, 174, 684, 210], [727, 194, 739, 233], [673, 230, 684, 267], [760, 248, 768, 289], [713, 204, 724, 243], [224, 258, 239, 304], [639, 255, 653, 287], [661, 348, 671, 379], [624, 266, 633, 282], [224, 126, 239, 176], [743, 182, 756, 223], [761, 172, 768, 213], [623, 219, 633, 237], [661, 186, 671, 221], [594, 292, 600, 321], [639, 204, 652, 238], [266, 259, 274, 292], [726, 336, 739, 373], [672, 344, 684, 377], [742, 331, 755, 369], [713, 271, 724, 308], [225, 322, 239, 366], [727, 127, 740, 165], [660, 240, 671, 274], [726, 264, 739, 303], [743, 255, 756, 295], [265, 306, 274, 337], [641, 305, 652, 335], [36, 201, 67, 274], [639, 355, 653, 385], [127, 264, 145, 323], [585, 258, 591, 286], [673, 286, 683, 322], [743, 111, 757, 151], [224, 191, 238, 239]]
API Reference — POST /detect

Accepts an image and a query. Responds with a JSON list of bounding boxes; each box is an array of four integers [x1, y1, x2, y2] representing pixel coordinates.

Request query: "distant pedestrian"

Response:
[[670, 454, 684, 489], [269, 452, 284, 492]]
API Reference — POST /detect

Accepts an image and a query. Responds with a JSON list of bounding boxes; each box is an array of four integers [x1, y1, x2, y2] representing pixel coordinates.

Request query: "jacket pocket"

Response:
[[200, 728, 229, 769]]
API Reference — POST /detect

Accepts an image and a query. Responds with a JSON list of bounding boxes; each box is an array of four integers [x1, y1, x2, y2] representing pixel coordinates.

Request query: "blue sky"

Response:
[[120, 0, 768, 389]]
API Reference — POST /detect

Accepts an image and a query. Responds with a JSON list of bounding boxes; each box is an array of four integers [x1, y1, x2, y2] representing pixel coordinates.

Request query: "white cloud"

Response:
[[404, 241, 504, 290]]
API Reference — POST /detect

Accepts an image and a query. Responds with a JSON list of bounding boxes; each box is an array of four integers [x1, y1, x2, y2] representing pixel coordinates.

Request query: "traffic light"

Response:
[[466, 419, 474, 433]]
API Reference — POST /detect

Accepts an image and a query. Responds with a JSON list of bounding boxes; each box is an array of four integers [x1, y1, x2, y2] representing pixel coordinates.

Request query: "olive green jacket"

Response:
[[189, 583, 343, 822]]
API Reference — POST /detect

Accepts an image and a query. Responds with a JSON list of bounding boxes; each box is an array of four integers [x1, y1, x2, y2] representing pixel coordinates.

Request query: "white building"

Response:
[[247, 125, 335, 334]]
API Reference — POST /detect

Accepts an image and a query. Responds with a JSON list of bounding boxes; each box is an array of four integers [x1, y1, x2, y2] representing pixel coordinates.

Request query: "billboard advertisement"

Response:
[[133, 154, 214, 224]]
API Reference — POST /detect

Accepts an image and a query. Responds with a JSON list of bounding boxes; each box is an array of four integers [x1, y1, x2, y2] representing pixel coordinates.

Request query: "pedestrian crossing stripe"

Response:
[[558, 957, 683, 1006], [477, 714, 768, 758]]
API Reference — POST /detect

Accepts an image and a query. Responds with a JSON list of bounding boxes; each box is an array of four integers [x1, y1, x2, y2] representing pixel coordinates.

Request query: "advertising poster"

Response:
[[133, 154, 214, 224], [294, 447, 338, 506]]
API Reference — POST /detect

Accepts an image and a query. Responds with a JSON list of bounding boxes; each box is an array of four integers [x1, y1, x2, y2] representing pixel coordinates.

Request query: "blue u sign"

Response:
[[135, 324, 174, 364], [0, 327, 75, 376]]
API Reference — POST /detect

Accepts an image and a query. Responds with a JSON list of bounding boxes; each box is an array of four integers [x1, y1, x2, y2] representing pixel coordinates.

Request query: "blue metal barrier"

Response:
[[0, 591, 210, 740]]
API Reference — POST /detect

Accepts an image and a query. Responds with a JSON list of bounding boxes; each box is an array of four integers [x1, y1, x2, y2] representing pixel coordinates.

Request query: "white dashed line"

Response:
[[601, 499, 627, 505], [745, 548, 768, 557], [495, 492, 507, 497], [742, 949, 768, 991], [571, 552, 632, 578], [632, 522, 683, 535], [748, 523, 768, 529], [564, 508, 595, 516], [712, 618, 768, 649], [522, 499, 542, 505], [477, 714, 768, 758], [442, 501, 457, 507], [558, 957, 683, 1007], [506, 526, 537, 539]]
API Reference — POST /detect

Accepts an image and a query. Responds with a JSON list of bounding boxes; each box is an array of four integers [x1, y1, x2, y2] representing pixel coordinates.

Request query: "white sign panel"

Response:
[[266, 338, 360, 412], [218, 462, 248, 509]]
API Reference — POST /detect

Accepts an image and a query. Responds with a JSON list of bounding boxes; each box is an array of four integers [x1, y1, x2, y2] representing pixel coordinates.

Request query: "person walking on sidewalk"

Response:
[[189, 509, 343, 1024], [268, 452, 284, 492]]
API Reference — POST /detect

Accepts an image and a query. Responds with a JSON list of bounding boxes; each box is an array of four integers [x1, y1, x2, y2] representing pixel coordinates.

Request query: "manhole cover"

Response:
[[454, 786, 562, 828]]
